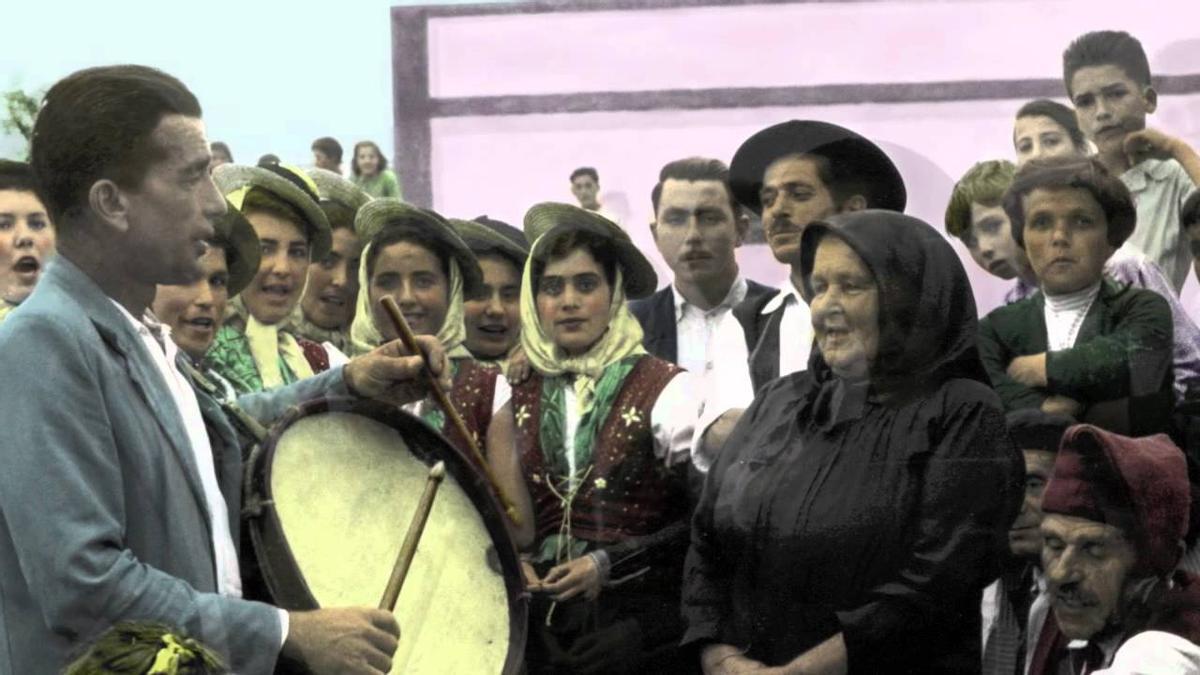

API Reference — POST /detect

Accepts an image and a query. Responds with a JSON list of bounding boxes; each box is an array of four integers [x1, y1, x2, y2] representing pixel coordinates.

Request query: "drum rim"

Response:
[[246, 396, 530, 674]]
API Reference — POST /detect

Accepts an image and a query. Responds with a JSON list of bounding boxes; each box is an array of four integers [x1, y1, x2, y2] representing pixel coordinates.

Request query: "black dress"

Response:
[[681, 212, 1024, 674]]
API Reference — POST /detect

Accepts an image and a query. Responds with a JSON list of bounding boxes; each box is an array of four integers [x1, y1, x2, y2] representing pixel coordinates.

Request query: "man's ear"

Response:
[[733, 214, 750, 248], [840, 194, 868, 213], [88, 179, 131, 233], [1143, 85, 1158, 115]]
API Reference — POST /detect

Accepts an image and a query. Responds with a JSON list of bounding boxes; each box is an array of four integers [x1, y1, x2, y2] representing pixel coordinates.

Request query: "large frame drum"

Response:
[[244, 397, 527, 674]]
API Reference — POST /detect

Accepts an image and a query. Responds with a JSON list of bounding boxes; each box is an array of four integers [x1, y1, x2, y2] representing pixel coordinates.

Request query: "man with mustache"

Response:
[[696, 120, 906, 463], [630, 158, 775, 469], [981, 410, 1072, 675], [0, 160, 55, 325], [1026, 424, 1200, 674], [978, 156, 1175, 436]]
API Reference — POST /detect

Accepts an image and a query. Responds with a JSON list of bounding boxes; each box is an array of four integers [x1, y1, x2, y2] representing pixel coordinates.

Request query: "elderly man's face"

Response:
[[1041, 513, 1138, 640]]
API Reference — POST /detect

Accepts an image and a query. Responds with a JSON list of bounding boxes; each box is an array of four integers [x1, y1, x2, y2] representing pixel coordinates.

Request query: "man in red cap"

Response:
[[1028, 424, 1200, 673]]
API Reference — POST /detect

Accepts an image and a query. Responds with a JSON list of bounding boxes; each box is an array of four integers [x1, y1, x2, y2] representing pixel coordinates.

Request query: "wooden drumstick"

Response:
[[379, 296, 523, 526], [379, 460, 446, 611]]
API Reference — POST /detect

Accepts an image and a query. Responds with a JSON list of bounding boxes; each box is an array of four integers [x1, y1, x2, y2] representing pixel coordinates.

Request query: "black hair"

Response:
[[311, 136, 343, 163], [210, 141, 233, 162], [1182, 191, 1200, 230], [531, 229, 619, 292], [0, 159, 39, 193], [1063, 30, 1152, 97], [1005, 409, 1073, 453], [650, 156, 740, 219], [1015, 99, 1088, 151], [30, 64, 202, 228], [365, 222, 452, 282], [569, 166, 598, 184]]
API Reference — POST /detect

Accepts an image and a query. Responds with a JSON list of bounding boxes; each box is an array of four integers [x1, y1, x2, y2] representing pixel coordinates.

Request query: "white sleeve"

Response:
[[323, 342, 350, 368], [1095, 631, 1200, 674], [691, 314, 754, 463], [492, 374, 512, 415], [651, 370, 702, 469]]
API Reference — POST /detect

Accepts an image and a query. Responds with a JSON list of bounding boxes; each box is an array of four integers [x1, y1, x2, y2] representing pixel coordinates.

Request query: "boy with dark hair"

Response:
[[210, 142, 233, 168], [1063, 30, 1200, 293], [0, 159, 54, 324], [947, 160, 1200, 401], [568, 166, 621, 225], [978, 156, 1174, 436], [310, 137, 343, 174]]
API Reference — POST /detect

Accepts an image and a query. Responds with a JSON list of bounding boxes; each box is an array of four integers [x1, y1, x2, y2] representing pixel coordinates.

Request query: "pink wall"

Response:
[[419, 0, 1200, 318]]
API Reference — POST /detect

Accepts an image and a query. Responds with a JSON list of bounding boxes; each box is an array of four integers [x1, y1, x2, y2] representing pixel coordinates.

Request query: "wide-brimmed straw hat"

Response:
[[354, 198, 483, 292], [729, 120, 907, 215], [523, 202, 657, 299], [305, 167, 372, 213], [213, 163, 332, 260]]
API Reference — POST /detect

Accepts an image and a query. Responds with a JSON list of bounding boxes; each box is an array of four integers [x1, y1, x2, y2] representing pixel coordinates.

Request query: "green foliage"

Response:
[[2, 88, 40, 160]]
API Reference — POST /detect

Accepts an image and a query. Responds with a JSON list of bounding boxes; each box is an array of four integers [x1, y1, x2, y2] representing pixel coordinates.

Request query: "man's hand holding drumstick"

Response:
[[343, 334, 453, 406]]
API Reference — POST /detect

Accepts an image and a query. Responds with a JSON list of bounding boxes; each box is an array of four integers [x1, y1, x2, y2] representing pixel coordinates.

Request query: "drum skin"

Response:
[[245, 397, 528, 674]]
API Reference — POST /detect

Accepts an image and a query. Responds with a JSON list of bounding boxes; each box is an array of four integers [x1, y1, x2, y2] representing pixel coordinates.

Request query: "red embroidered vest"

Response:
[[297, 337, 330, 373], [511, 355, 686, 545], [441, 359, 498, 463]]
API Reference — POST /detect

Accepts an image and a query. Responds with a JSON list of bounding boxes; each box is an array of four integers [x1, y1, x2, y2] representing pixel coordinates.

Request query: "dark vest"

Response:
[[629, 280, 776, 365], [731, 288, 790, 394], [511, 355, 686, 545]]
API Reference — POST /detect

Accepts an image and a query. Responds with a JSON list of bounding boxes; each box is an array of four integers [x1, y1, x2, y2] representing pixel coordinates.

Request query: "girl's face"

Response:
[[241, 211, 309, 325], [368, 240, 450, 339], [356, 145, 381, 177], [1014, 115, 1084, 166], [535, 247, 612, 356], [465, 255, 522, 359]]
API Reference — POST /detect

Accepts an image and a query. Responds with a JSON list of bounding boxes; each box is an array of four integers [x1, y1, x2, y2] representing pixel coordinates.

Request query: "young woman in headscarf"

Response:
[[206, 162, 334, 394], [514, 203, 702, 674], [342, 198, 534, 546], [683, 210, 1023, 674], [450, 215, 532, 383]]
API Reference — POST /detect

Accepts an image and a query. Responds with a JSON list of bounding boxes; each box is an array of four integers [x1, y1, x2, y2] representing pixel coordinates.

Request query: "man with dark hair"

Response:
[[979, 156, 1175, 436], [982, 410, 1072, 675], [0, 159, 54, 324], [1026, 425, 1200, 673], [0, 64, 443, 674], [696, 120, 906, 460], [569, 166, 621, 225], [630, 157, 774, 470], [311, 136, 343, 174], [1063, 30, 1200, 293]]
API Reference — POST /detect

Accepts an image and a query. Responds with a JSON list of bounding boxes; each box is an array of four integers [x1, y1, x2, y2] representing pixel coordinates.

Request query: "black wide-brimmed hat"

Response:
[[729, 120, 907, 215], [451, 215, 529, 266], [212, 199, 260, 297], [523, 202, 657, 299]]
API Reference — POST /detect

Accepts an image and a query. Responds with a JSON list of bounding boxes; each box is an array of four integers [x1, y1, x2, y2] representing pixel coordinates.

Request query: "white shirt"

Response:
[[1043, 282, 1102, 351], [694, 281, 812, 471], [672, 276, 750, 377], [1095, 631, 1200, 674], [112, 303, 289, 645]]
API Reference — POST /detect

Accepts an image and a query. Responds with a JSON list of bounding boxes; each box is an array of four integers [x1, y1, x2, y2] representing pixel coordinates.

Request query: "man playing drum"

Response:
[[0, 65, 447, 675]]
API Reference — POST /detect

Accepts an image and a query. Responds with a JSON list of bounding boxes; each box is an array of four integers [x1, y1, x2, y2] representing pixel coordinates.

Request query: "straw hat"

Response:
[[523, 202, 657, 299]]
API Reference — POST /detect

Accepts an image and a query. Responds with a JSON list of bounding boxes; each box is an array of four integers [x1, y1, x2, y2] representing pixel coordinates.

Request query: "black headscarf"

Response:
[[799, 210, 991, 398]]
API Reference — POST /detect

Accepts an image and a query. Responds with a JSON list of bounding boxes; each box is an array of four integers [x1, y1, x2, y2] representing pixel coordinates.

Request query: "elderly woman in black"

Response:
[[683, 210, 1023, 674]]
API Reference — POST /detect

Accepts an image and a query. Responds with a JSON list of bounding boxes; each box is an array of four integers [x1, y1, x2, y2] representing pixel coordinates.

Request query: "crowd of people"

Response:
[[1, 27, 1199, 675]]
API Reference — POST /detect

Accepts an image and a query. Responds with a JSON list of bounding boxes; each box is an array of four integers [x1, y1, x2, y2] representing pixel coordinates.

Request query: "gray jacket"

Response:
[[0, 256, 349, 674]]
